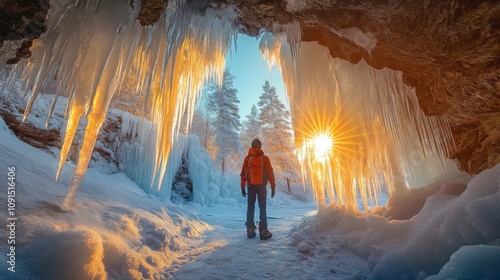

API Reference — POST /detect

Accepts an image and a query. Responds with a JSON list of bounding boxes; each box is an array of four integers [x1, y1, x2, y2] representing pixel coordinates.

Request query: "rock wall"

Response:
[[1, 0, 498, 174], [0, 0, 49, 63]]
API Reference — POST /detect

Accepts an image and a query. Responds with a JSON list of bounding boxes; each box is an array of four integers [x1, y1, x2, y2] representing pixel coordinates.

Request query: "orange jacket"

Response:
[[240, 148, 275, 189]]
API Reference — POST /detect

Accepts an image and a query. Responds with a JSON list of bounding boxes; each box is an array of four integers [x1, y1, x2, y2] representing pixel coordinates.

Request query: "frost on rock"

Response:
[[284, 0, 307, 12], [0, 0, 238, 208], [261, 33, 461, 211], [331, 27, 378, 52]]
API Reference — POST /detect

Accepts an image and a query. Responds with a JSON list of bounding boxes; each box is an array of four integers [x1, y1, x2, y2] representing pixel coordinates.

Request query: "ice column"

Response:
[[117, 112, 185, 198]]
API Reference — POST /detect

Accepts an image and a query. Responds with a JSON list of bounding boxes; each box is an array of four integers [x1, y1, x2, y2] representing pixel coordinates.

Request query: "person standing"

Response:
[[240, 138, 275, 240]]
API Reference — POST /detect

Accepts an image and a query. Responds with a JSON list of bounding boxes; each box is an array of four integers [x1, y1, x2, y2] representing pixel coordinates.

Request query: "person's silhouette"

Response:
[[240, 138, 275, 240]]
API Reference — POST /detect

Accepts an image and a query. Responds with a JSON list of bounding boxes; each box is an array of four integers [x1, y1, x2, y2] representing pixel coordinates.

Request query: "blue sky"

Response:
[[224, 34, 288, 119]]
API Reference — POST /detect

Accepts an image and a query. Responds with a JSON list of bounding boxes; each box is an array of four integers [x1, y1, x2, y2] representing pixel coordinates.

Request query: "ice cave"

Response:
[[0, 0, 499, 279]]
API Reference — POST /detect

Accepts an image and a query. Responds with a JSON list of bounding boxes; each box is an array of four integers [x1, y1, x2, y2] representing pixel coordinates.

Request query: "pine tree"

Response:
[[205, 69, 242, 174], [258, 81, 290, 136], [257, 81, 301, 183], [240, 104, 262, 149]]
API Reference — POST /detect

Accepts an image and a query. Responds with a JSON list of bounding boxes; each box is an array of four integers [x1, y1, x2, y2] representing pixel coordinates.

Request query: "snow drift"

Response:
[[289, 163, 500, 279]]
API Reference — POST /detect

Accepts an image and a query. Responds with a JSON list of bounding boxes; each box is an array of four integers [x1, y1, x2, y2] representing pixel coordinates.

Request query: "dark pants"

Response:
[[246, 185, 267, 230]]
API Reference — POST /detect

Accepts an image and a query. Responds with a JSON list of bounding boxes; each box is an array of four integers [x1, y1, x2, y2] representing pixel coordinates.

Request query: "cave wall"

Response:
[[1, 0, 498, 174], [0, 0, 49, 64]]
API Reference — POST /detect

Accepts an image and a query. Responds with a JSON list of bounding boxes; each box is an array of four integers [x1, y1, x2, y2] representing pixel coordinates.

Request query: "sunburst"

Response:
[[292, 98, 374, 211]]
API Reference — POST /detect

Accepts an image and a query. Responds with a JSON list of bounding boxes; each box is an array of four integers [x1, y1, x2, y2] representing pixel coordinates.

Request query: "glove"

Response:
[[271, 188, 275, 198], [242, 188, 246, 198]]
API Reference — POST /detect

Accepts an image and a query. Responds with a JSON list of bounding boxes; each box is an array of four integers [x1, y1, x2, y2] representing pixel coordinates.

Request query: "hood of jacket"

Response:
[[248, 147, 264, 156]]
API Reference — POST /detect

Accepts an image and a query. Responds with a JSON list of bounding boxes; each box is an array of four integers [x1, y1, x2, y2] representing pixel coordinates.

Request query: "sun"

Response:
[[312, 133, 333, 162]]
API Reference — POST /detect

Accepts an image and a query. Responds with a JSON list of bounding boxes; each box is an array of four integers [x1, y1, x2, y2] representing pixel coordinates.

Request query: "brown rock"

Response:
[[137, 0, 167, 26], [0, 110, 60, 149], [0, 0, 48, 64]]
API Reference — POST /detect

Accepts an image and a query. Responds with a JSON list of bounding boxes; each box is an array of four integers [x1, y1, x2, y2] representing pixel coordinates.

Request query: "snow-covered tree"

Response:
[[257, 81, 301, 183], [240, 104, 262, 149], [205, 69, 242, 174], [189, 108, 217, 158], [110, 70, 152, 118], [258, 81, 290, 137]]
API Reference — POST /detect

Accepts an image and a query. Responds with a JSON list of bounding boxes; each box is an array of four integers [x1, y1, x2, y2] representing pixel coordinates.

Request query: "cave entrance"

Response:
[[0, 1, 461, 212], [229, 31, 462, 211]]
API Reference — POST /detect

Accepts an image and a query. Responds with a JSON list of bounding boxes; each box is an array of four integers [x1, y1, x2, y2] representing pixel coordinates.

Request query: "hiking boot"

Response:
[[259, 229, 272, 240], [247, 227, 256, 239]]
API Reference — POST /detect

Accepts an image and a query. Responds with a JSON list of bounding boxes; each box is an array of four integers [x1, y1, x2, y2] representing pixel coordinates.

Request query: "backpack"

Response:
[[247, 155, 264, 185]]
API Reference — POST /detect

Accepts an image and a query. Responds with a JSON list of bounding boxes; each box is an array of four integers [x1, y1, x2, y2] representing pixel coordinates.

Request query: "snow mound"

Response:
[[289, 163, 500, 279], [0, 115, 11, 134], [427, 245, 500, 280], [18, 229, 106, 280]]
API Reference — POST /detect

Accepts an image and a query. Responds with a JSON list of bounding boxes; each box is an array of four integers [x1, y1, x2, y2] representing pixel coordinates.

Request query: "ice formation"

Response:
[[331, 27, 378, 52], [1, 0, 238, 208], [118, 115, 243, 205], [1, 0, 461, 213], [116, 111, 185, 198], [261, 33, 461, 211], [284, 0, 307, 12]]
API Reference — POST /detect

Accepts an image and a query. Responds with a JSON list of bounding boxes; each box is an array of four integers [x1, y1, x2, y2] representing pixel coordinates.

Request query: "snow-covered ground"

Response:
[[172, 204, 374, 280]]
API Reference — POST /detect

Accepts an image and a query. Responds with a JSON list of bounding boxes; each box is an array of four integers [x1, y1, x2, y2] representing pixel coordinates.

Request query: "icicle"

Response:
[[280, 21, 302, 63], [261, 35, 460, 212], [55, 104, 83, 181], [1, 0, 238, 208]]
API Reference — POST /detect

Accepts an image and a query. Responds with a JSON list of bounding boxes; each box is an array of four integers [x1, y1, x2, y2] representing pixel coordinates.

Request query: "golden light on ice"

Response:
[[295, 103, 368, 212], [263, 37, 458, 213]]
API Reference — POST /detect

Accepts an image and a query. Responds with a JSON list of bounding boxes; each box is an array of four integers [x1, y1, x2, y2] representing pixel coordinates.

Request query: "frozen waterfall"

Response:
[[260, 33, 461, 211], [1, 0, 238, 208]]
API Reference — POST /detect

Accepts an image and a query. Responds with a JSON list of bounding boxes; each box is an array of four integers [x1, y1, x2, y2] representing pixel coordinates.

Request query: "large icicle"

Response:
[[2, 0, 238, 208], [261, 34, 460, 212]]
